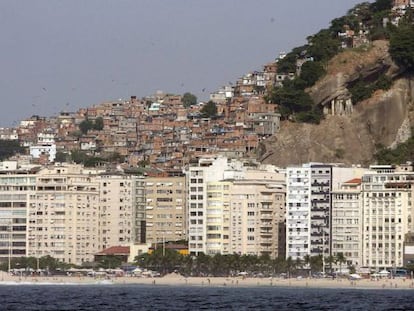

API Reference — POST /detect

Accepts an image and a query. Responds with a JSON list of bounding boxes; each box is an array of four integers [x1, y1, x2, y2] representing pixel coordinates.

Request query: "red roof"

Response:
[[343, 178, 361, 185], [95, 246, 130, 256]]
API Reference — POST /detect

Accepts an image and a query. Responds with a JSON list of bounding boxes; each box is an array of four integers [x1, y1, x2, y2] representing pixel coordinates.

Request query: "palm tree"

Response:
[[295, 257, 303, 273], [286, 256, 295, 278], [272, 256, 286, 275], [336, 252, 346, 275], [310, 255, 323, 274], [325, 255, 336, 274]]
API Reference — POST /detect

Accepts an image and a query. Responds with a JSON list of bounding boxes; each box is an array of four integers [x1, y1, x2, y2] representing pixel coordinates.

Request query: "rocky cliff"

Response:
[[259, 40, 414, 167]]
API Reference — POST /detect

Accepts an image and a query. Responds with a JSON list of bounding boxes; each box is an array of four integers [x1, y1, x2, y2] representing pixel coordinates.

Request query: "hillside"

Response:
[[259, 40, 414, 167]]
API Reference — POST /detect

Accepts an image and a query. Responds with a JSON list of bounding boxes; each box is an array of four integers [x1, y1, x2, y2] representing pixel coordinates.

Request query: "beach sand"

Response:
[[1, 272, 413, 289]]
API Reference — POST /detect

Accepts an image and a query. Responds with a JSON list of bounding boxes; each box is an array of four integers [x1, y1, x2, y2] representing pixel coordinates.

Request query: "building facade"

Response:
[[286, 163, 363, 261], [0, 168, 36, 264], [332, 178, 362, 268], [145, 176, 187, 245], [361, 165, 414, 270], [229, 176, 285, 259]]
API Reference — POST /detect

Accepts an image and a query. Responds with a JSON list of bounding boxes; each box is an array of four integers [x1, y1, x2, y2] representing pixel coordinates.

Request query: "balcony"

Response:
[[312, 215, 329, 220], [311, 181, 330, 187]]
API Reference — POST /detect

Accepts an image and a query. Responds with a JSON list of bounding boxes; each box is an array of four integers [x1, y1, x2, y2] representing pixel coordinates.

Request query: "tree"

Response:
[[389, 23, 414, 72], [182, 92, 197, 108], [54, 151, 68, 163], [200, 101, 217, 118], [310, 255, 323, 273], [70, 150, 88, 164], [79, 119, 93, 134], [307, 29, 340, 62], [336, 252, 347, 274], [300, 61, 326, 88], [0, 140, 24, 160], [97, 255, 123, 269], [370, 0, 393, 13], [93, 117, 104, 131], [286, 256, 295, 278], [325, 255, 336, 273]]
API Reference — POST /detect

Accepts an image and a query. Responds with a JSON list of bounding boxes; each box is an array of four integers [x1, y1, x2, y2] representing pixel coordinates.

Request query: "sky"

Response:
[[0, 0, 368, 127]]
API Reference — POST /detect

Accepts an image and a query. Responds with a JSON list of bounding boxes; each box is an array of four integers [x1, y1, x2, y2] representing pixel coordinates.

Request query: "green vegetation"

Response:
[[278, 0, 394, 68], [135, 251, 348, 277], [374, 136, 414, 164], [299, 61, 326, 88], [0, 140, 24, 160], [307, 29, 340, 63], [55, 151, 69, 162], [348, 74, 392, 104], [389, 22, 414, 73], [71, 150, 124, 167], [200, 101, 218, 118], [181, 92, 197, 108], [268, 0, 396, 123], [96, 255, 123, 269], [0, 255, 72, 272], [79, 117, 104, 134], [267, 79, 323, 124], [335, 148, 345, 159]]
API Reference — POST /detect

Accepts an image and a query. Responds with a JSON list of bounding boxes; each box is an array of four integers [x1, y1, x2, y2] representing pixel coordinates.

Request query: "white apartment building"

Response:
[[332, 178, 362, 268], [286, 165, 312, 260], [205, 181, 231, 255], [187, 156, 236, 255], [145, 176, 187, 245], [0, 169, 37, 264], [192, 158, 286, 258], [361, 165, 414, 270], [286, 163, 364, 260]]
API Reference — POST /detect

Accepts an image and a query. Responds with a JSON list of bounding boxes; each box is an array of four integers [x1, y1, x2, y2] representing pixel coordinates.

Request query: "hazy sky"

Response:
[[0, 0, 367, 127]]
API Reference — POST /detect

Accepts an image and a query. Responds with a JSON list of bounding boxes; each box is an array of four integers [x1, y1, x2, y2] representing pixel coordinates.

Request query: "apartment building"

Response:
[[133, 176, 147, 245], [186, 156, 252, 256], [286, 165, 312, 260], [98, 173, 144, 250], [309, 165, 332, 258], [25, 164, 146, 265], [0, 163, 37, 264], [361, 165, 414, 270], [286, 163, 363, 260], [193, 159, 286, 258], [187, 156, 235, 255], [145, 176, 187, 245], [205, 181, 232, 255], [27, 165, 101, 265], [331, 178, 362, 268], [229, 174, 285, 259]]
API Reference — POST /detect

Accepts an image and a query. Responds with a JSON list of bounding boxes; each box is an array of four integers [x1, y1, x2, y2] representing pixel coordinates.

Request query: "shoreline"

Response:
[[1, 272, 414, 290]]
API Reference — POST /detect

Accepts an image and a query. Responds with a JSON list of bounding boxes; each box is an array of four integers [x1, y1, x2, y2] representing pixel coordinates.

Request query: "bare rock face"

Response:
[[259, 41, 414, 167], [309, 40, 399, 109]]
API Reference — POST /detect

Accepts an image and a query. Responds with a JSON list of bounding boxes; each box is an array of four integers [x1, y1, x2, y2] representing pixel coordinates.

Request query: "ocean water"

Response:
[[0, 284, 412, 311]]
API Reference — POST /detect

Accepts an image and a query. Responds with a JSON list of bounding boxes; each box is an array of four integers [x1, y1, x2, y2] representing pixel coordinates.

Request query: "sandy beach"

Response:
[[1, 271, 413, 290]]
